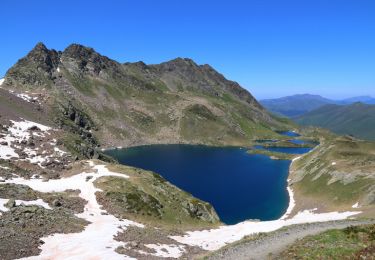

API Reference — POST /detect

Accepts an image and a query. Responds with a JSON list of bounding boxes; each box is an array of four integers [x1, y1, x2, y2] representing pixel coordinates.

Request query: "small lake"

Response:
[[277, 131, 300, 137], [106, 145, 308, 224]]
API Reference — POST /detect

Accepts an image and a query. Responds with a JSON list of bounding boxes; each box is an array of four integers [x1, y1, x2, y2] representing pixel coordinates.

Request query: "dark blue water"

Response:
[[278, 131, 300, 137], [106, 145, 296, 225], [254, 145, 312, 154]]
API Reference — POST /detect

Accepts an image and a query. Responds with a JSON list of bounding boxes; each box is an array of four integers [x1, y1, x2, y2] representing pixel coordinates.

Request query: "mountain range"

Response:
[[1, 42, 375, 259], [295, 102, 375, 141], [1, 43, 292, 155], [260, 94, 375, 117]]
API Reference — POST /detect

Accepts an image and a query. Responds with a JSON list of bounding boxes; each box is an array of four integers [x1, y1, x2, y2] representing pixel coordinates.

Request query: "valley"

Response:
[[0, 43, 374, 259]]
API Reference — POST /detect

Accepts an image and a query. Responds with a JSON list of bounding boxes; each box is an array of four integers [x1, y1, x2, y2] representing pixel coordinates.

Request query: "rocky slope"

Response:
[[3, 42, 291, 150], [288, 131, 375, 218]]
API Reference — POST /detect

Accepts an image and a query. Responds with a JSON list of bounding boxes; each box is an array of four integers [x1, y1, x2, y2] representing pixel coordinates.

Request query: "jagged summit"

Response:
[[4, 42, 59, 88]]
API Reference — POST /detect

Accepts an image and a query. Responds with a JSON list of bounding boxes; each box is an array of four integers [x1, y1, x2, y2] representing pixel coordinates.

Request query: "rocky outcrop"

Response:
[[182, 200, 220, 223], [5, 43, 60, 88]]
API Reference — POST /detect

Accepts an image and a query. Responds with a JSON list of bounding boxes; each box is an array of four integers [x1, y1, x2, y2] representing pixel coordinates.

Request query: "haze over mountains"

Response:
[[260, 94, 375, 117], [261, 94, 375, 141]]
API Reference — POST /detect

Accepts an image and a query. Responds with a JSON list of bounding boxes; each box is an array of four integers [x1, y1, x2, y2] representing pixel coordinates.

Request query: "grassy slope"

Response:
[[295, 103, 375, 141], [279, 224, 375, 259], [94, 163, 221, 231], [289, 132, 375, 215]]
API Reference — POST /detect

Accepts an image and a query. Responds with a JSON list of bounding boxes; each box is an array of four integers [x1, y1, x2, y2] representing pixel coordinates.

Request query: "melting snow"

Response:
[[5, 161, 143, 260], [15, 93, 38, 103], [0, 119, 55, 165], [140, 244, 186, 258], [0, 198, 51, 215], [280, 186, 295, 220], [171, 209, 360, 251]]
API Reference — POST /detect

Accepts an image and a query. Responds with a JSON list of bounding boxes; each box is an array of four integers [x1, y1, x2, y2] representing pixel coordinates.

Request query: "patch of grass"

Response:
[[296, 172, 373, 207], [247, 149, 296, 160], [94, 164, 221, 230], [280, 224, 375, 259]]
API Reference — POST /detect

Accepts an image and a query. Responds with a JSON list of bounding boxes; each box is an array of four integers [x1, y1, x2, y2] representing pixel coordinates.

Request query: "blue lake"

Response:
[[105, 144, 308, 224], [254, 145, 312, 154], [278, 131, 300, 137]]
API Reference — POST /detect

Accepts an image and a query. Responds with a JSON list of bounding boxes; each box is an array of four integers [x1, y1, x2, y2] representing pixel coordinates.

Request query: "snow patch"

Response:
[[331, 162, 336, 166], [292, 156, 301, 162], [352, 202, 360, 208], [0, 78, 4, 86], [171, 209, 360, 251], [280, 186, 295, 220], [0, 198, 9, 213], [0, 198, 51, 215], [15, 93, 38, 103], [5, 161, 143, 260], [0, 145, 19, 160], [0, 119, 55, 164], [54, 147, 67, 156], [141, 244, 186, 258]]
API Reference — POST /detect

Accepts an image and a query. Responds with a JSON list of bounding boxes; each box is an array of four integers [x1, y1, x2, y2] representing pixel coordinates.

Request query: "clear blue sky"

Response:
[[1, 0, 374, 99]]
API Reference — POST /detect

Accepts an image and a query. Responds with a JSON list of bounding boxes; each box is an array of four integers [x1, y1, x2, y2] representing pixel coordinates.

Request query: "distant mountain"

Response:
[[339, 96, 375, 105], [260, 94, 335, 117], [261, 94, 375, 117], [295, 102, 375, 141]]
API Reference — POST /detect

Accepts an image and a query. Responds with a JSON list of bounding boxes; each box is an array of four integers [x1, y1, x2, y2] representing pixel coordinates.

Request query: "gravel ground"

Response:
[[206, 219, 375, 260]]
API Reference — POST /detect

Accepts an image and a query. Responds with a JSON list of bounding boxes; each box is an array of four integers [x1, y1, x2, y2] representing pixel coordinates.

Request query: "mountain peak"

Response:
[[63, 44, 97, 59], [31, 42, 48, 52], [165, 57, 198, 67], [4, 42, 59, 88]]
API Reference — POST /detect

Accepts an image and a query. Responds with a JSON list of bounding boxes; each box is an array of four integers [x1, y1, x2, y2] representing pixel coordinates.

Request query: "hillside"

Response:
[[295, 103, 375, 141], [2, 43, 292, 151], [289, 134, 375, 217], [260, 94, 335, 117]]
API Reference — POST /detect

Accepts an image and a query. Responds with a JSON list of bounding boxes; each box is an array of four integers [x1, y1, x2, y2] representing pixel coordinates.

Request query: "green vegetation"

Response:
[[94, 164, 221, 230], [295, 103, 375, 141], [280, 224, 375, 259], [291, 135, 375, 211], [297, 174, 372, 206], [247, 149, 296, 160]]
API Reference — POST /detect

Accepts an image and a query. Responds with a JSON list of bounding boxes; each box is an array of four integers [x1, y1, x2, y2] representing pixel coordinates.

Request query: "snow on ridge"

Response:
[[0, 78, 4, 86], [0, 119, 54, 163]]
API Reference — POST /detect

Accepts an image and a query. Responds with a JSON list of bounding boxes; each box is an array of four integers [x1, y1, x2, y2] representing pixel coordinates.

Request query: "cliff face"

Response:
[[3, 43, 291, 148]]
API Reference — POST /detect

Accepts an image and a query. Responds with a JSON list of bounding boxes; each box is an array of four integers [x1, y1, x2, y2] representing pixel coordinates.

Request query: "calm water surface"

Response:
[[106, 145, 308, 224]]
